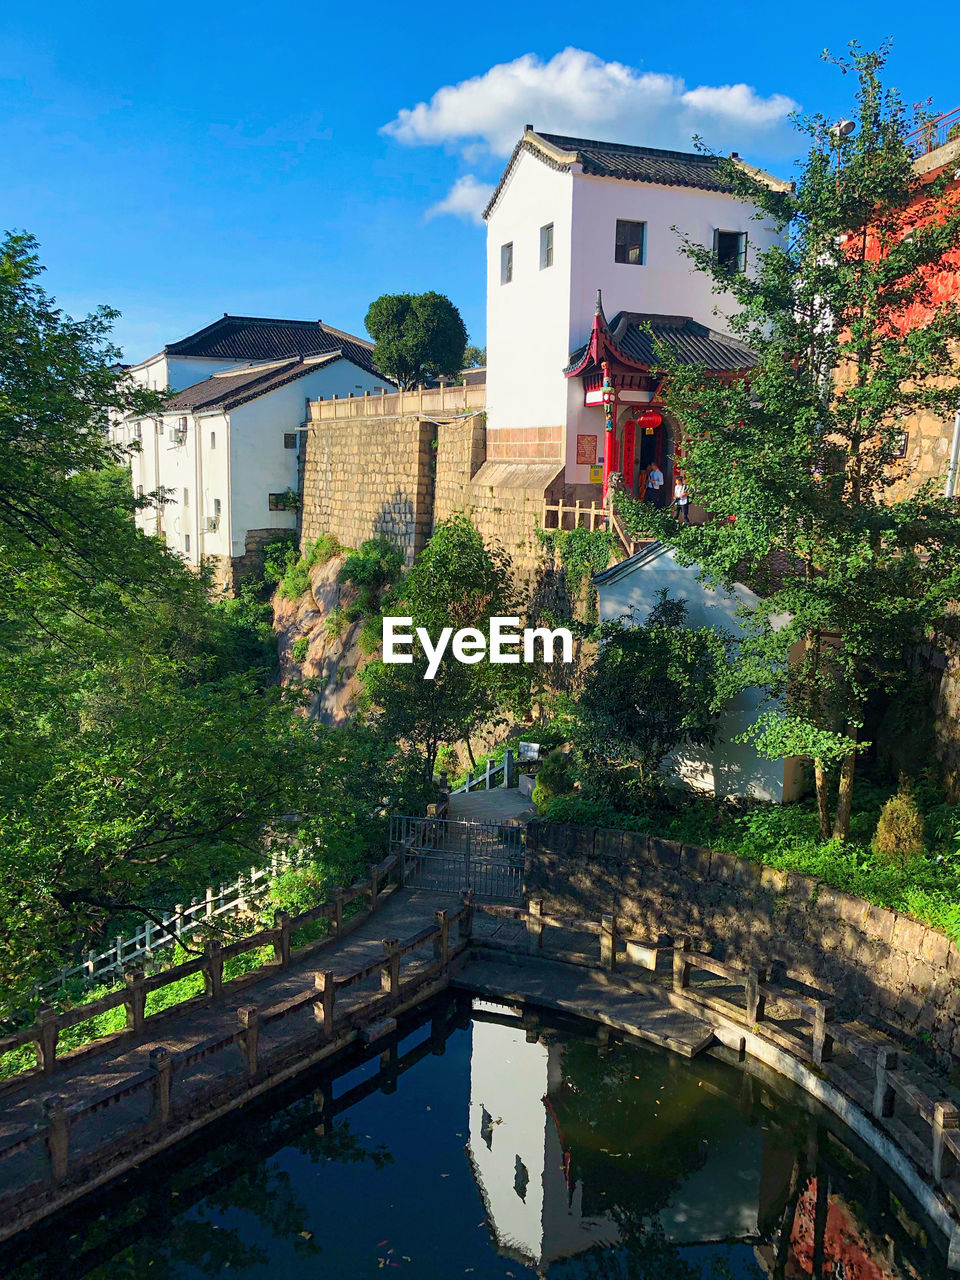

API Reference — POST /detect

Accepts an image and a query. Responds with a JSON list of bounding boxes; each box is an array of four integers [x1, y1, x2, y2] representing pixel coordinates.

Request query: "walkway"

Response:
[[447, 785, 536, 824]]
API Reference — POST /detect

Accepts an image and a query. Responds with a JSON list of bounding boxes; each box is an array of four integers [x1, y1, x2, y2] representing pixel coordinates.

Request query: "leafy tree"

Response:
[[462, 342, 486, 368], [359, 514, 516, 783], [364, 292, 467, 388], [572, 595, 727, 807], [0, 233, 409, 997], [619, 46, 960, 840]]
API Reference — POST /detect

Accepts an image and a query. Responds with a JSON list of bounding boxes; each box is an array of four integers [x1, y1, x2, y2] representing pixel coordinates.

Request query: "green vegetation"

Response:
[[536, 523, 616, 620], [268, 533, 342, 600], [291, 635, 310, 664], [618, 46, 960, 842], [0, 233, 417, 1005], [364, 291, 467, 389], [873, 777, 926, 864], [531, 749, 574, 814]]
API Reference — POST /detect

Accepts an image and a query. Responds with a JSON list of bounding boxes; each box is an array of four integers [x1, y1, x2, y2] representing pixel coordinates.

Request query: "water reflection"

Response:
[[0, 995, 945, 1279]]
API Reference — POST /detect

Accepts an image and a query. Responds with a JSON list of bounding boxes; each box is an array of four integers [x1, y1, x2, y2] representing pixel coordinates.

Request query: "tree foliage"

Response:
[[359, 514, 517, 782], [572, 595, 728, 807], [364, 292, 467, 388], [619, 46, 960, 839], [0, 233, 412, 998]]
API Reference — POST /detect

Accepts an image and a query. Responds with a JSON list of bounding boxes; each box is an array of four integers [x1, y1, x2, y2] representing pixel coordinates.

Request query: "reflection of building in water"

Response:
[[467, 1006, 765, 1270], [468, 1009, 619, 1267]]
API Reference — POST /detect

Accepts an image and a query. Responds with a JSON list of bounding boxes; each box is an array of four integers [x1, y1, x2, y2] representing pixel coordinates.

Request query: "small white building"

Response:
[[482, 129, 789, 503], [594, 542, 805, 803], [111, 316, 392, 589]]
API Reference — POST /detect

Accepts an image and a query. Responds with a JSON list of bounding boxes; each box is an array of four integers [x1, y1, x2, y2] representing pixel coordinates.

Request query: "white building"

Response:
[[594, 542, 806, 803], [482, 129, 789, 504], [111, 316, 392, 589]]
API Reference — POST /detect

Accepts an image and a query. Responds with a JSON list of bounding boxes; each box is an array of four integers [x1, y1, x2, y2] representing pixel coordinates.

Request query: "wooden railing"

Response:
[[0, 889, 474, 1202], [541, 497, 648, 560], [0, 855, 402, 1084], [477, 899, 960, 1208], [310, 383, 485, 422]]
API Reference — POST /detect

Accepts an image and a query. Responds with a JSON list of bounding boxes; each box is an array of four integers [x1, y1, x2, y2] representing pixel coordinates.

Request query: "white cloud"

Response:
[[383, 48, 797, 159], [425, 174, 495, 224]]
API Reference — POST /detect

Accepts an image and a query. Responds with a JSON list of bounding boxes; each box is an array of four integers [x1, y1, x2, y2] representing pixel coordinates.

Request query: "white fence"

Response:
[[451, 749, 516, 795], [23, 850, 302, 1007]]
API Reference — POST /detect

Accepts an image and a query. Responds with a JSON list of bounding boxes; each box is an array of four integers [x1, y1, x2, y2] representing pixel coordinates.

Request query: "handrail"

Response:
[[0, 893, 474, 1185], [0, 856, 403, 1081], [451, 750, 515, 794], [477, 898, 960, 1197], [906, 106, 960, 157]]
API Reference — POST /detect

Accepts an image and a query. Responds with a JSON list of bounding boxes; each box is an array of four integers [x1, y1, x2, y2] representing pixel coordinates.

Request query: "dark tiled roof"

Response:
[[566, 312, 756, 374], [164, 315, 381, 376], [163, 355, 344, 414], [537, 132, 738, 191]]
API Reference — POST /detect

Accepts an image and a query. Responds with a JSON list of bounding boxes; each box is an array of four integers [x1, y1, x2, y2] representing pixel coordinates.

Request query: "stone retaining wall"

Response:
[[525, 821, 960, 1066]]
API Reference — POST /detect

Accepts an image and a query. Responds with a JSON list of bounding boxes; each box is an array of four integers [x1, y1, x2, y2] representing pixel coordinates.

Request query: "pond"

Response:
[[0, 994, 945, 1279]]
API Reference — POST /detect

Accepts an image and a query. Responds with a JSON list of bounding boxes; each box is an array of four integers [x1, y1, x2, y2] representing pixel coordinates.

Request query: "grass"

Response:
[[542, 781, 960, 943]]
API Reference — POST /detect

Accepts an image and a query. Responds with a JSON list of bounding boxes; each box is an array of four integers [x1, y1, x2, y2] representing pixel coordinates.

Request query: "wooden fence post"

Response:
[[35, 1005, 58, 1076], [238, 1006, 259, 1077], [672, 937, 691, 993], [434, 910, 450, 965], [934, 1102, 959, 1185], [124, 970, 147, 1033], [43, 1095, 68, 1183], [526, 899, 544, 953], [873, 1047, 898, 1119], [149, 1046, 172, 1124], [203, 940, 224, 1000], [273, 911, 292, 968], [745, 967, 768, 1025], [812, 1002, 835, 1065], [600, 914, 618, 971], [369, 863, 379, 913], [381, 938, 400, 996], [314, 971, 336, 1037], [459, 890, 475, 938]]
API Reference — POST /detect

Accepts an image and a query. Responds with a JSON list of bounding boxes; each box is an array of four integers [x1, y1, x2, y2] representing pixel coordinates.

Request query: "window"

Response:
[[284, 432, 297, 449], [373, 386, 383, 394], [714, 229, 748, 272], [269, 492, 296, 511], [214, 498, 222, 518], [136, 485, 144, 500], [615, 220, 646, 265], [183, 487, 189, 507], [500, 241, 513, 284], [178, 416, 188, 431], [157, 419, 164, 436], [133, 421, 142, 440], [184, 534, 191, 554], [210, 431, 216, 449], [894, 430, 909, 459], [540, 222, 554, 269]]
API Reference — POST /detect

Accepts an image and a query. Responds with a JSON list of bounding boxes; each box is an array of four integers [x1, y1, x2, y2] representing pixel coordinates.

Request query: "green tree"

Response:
[[359, 514, 516, 784], [572, 595, 728, 807], [619, 46, 960, 840], [364, 292, 467, 388], [462, 342, 486, 368]]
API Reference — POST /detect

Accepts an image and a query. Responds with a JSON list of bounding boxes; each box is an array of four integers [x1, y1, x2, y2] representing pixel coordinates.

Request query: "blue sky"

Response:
[[2, 2, 959, 364]]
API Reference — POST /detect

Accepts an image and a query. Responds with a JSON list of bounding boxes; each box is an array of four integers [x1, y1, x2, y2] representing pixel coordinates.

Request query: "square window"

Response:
[[269, 492, 294, 511], [284, 432, 297, 449], [714, 229, 748, 272], [615, 219, 646, 265], [894, 430, 908, 458], [500, 241, 513, 285], [540, 222, 554, 270]]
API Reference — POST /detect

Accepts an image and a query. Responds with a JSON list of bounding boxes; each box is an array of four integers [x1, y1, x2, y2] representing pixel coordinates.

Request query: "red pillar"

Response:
[[601, 362, 616, 505]]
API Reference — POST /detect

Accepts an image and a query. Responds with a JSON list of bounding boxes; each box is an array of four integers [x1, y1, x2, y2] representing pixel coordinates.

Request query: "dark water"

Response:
[[1, 995, 944, 1279]]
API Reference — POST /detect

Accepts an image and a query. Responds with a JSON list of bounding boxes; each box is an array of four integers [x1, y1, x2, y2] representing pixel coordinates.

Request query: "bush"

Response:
[[339, 537, 404, 615], [325, 606, 348, 642], [873, 779, 926, 865], [274, 535, 342, 601], [531, 749, 574, 813], [291, 635, 310, 664]]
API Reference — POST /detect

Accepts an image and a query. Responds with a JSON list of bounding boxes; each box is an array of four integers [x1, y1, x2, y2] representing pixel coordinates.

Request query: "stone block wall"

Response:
[[301, 415, 436, 564], [434, 415, 486, 518], [525, 820, 960, 1065], [486, 425, 564, 463]]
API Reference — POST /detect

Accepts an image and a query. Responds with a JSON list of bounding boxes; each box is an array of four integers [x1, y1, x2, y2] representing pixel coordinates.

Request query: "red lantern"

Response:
[[639, 409, 662, 435]]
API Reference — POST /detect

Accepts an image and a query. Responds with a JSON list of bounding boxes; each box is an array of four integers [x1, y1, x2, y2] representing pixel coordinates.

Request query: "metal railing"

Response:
[[907, 107, 960, 157], [389, 815, 524, 903]]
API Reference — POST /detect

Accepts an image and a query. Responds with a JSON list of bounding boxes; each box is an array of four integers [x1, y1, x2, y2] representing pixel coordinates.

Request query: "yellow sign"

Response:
[[589, 464, 603, 484]]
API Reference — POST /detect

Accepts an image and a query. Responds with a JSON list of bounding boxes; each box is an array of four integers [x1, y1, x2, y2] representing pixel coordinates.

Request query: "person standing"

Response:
[[674, 475, 690, 523], [645, 461, 664, 507]]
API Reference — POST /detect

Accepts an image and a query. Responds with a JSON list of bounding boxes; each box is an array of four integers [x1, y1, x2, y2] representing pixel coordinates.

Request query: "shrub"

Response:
[[339, 537, 404, 614], [275, 535, 342, 600], [325, 606, 348, 642], [531, 749, 574, 813], [291, 635, 310, 664], [873, 779, 926, 864]]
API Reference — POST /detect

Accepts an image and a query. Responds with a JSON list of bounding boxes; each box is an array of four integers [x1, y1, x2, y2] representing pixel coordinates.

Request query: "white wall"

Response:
[[596, 545, 788, 802], [125, 353, 245, 393], [485, 151, 574, 434]]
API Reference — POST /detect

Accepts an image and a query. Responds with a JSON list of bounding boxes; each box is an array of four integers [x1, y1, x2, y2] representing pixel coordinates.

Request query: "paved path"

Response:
[[0, 889, 457, 1200], [448, 785, 536, 824]]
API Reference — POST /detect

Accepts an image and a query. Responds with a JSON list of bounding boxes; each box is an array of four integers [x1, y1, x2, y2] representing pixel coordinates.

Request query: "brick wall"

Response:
[[486, 425, 564, 463], [301, 414, 436, 564], [434, 415, 486, 519], [525, 820, 960, 1065]]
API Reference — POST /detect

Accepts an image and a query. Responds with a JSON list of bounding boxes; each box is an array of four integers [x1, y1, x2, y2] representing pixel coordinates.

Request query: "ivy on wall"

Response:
[[535, 524, 617, 621]]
